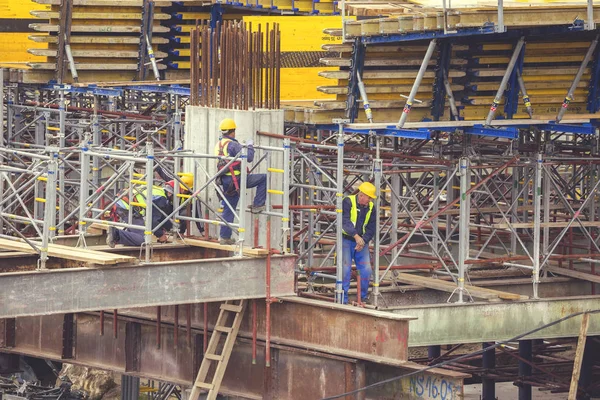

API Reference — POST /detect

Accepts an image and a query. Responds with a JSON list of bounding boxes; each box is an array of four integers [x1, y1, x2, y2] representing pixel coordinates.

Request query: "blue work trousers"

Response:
[[342, 238, 372, 304], [113, 216, 145, 247], [220, 173, 267, 239]]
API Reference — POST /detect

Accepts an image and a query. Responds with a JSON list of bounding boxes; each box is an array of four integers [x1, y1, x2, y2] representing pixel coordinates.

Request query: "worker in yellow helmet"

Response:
[[214, 118, 266, 245], [341, 181, 377, 304]]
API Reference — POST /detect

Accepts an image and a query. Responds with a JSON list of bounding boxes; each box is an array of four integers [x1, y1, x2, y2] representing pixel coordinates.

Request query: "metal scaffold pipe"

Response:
[[397, 39, 437, 128]]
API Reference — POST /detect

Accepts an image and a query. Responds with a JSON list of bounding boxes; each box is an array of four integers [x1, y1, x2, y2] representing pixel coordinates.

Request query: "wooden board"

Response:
[[182, 238, 269, 256], [0, 238, 137, 265], [392, 272, 528, 301], [491, 221, 600, 229], [545, 266, 600, 284]]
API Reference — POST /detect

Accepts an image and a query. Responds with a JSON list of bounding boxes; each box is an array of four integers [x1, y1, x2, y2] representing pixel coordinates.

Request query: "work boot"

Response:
[[220, 238, 236, 245], [249, 204, 266, 214], [106, 227, 116, 248]]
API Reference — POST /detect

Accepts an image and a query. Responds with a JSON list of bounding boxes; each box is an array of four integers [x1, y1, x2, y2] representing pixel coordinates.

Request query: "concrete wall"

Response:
[[183, 106, 285, 249]]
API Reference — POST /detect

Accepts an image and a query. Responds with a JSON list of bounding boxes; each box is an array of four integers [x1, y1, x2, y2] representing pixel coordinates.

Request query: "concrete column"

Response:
[[427, 345, 441, 360], [518, 340, 532, 400], [579, 335, 600, 392], [120, 375, 140, 400], [482, 342, 496, 400]]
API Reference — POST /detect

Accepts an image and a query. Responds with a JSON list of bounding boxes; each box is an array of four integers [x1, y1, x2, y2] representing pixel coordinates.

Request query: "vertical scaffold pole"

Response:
[[282, 138, 291, 253], [144, 141, 155, 263], [398, 39, 437, 128], [373, 135, 382, 307], [335, 123, 345, 304], [457, 157, 470, 303], [238, 144, 248, 257], [58, 89, 66, 234], [532, 153, 542, 299], [41, 149, 59, 270], [78, 134, 91, 243]]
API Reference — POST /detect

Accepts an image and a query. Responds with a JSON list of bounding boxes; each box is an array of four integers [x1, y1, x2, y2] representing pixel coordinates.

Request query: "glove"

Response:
[[247, 139, 254, 146]]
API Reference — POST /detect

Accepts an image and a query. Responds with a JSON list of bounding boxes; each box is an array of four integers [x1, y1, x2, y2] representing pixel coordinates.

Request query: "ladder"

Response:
[[189, 299, 247, 400]]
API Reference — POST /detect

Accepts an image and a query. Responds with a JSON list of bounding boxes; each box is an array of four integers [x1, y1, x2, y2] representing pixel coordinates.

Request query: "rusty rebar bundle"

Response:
[[190, 21, 281, 110]]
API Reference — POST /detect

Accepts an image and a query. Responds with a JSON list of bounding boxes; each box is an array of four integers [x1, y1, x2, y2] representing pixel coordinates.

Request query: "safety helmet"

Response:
[[179, 173, 194, 191], [164, 180, 175, 194], [219, 118, 237, 131], [358, 182, 377, 199]]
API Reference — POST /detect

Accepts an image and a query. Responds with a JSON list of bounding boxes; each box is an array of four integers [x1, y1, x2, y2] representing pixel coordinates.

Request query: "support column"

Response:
[[373, 138, 382, 306], [427, 345, 441, 360], [482, 342, 496, 400], [518, 340, 532, 400], [579, 336, 599, 393], [457, 157, 471, 303], [121, 375, 140, 400], [532, 153, 542, 299], [335, 123, 345, 304]]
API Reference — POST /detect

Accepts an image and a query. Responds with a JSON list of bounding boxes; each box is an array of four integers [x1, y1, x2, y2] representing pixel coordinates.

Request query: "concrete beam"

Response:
[[394, 296, 600, 347], [0, 255, 296, 318]]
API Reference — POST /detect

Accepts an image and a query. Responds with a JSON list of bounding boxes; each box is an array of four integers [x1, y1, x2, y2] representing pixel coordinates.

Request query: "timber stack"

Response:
[[283, 1, 600, 125]]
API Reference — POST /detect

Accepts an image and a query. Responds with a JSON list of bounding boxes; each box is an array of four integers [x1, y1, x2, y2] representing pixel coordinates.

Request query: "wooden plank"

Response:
[[29, 23, 170, 33], [26, 62, 167, 70], [491, 221, 600, 229], [182, 238, 269, 256], [28, 35, 169, 44], [0, 238, 136, 265], [29, 10, 171, 19], [393, 272, 527, 300], [568, 313, 590, 400], [346, 115, 594, 130], [393, 272, 499, 300], [34, 0, 172, 5], [545, 266, 600, 285], [27, 49, 168, 58]]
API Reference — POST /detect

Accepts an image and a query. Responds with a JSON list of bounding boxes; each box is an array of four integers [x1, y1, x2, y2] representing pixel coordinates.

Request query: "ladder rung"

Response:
[[204, 353, 224, 361], [214, 325, 233, 333], [194, 382, 214, 390], [220, 304, 242, 312]]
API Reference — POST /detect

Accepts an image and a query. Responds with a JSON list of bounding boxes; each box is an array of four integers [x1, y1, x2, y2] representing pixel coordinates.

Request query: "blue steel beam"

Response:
[[464, 124, 519, 139], [344, 126, 431, 139], [41, 84, 122, 97]]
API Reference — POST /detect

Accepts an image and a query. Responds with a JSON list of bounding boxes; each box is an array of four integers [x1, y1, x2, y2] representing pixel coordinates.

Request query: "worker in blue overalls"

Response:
[[106, 184, 174, 247], [214, 118, 267, 245], [341, 182, 377, 304]]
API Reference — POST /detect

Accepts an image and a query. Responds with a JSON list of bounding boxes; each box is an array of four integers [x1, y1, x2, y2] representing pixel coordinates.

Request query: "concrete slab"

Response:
[[392, 296, 600, 347]]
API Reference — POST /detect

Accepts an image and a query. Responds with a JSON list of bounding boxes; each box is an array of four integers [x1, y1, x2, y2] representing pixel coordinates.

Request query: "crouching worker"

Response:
[[107, 184, 173, 248], [341, 182, 377, 304]]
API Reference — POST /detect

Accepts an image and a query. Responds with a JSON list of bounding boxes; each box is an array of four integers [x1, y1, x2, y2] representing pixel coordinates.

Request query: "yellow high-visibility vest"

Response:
[[342, 194, 373, 236]]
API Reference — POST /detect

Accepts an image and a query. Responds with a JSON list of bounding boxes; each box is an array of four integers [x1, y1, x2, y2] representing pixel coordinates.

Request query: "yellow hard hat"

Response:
[[358, 182, 377, 199], [219, 118, 237, 131], [179, 173, 194, 190]]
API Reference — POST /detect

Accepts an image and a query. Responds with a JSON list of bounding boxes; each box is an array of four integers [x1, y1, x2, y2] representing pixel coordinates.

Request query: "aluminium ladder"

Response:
[[189, 299, 247, 400]]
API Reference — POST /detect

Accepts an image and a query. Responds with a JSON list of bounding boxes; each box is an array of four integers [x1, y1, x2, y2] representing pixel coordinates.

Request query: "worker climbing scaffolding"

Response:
[[214, 118, 267, 245]]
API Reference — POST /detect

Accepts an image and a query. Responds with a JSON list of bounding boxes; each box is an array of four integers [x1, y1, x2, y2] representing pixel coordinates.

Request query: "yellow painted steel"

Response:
[[267, 168, 285, 173], [268, 189, 285, 195], [243, 16, 347, 52]]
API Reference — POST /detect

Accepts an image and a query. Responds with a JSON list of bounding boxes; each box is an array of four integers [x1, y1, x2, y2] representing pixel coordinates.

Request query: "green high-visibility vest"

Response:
[[342, 194, 373, 236]]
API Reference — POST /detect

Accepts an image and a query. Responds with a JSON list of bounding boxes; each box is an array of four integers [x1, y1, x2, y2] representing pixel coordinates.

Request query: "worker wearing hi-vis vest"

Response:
[[214, 118, 266, 245], [341, 182, 377, 304], [107, 185, 173, 247]]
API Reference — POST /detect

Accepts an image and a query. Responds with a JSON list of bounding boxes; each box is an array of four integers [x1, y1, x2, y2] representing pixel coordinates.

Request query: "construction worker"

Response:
[[215, 118, 266, 245], [341, 182, 377, 304], [107, 184, 173, 247]]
